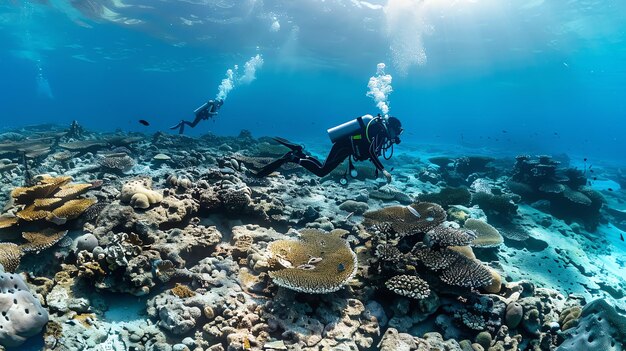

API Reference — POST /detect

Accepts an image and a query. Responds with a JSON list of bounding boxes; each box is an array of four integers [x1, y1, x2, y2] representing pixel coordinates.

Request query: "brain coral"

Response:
[[0, 272, 49, 347], [120, 178, 163, 209], [267, 228, 357, 293]]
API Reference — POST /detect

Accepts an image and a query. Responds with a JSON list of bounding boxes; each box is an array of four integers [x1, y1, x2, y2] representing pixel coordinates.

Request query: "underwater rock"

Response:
[[0, 272, 49, 347], [148, 194, 198, 225], [418, 186, 472, 208], [505, 302, 524, 328], [471, 191, 518, 221], [370, 184, 413, 204], [557, 299, 626, 351], [338, 200, 369, 215], [74, 233, 99, 252], [377, 328, 417, 351]]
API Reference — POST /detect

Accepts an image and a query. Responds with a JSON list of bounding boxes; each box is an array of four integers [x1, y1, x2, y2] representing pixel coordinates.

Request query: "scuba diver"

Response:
[[170, 99, 224, 134], [254, 115, 403, 183]]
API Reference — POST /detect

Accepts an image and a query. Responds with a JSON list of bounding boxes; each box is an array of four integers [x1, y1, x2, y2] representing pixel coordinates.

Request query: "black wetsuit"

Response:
[[256, 118, 389, 178], [171, 100, 222, 134]]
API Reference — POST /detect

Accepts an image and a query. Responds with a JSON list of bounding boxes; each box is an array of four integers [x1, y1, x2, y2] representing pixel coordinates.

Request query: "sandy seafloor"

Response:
[[0, 123, 625, 351]]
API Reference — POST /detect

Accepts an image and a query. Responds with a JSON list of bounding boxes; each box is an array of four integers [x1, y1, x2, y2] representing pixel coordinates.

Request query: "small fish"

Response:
[[584, 158, 587, 162], [563, 62, 569, 67], [554, 132, 558, 135], [297, 264, 316, 270], [608, 188, 614, 192], [590, 169, 594, 173], [276, 256, 293, 268], [138, 119, 150, 126], [502, 130, 507, 133], [406, 205, 421, 218], [621, 233, 624, 241], [337, 263, 345, 272], [307, 256, 323, 265], [593, 177, 597, 181]]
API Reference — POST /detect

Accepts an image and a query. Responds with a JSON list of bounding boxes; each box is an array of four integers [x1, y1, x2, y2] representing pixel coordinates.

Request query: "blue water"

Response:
[[1, 0, 625, 162]]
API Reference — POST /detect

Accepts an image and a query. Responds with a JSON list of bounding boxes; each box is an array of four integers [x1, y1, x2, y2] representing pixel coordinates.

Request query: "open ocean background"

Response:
[[1, 0, 625, 163]]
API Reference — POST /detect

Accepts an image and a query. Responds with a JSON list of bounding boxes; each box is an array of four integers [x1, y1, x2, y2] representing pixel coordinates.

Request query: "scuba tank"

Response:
[[327, 114, 375, 143]]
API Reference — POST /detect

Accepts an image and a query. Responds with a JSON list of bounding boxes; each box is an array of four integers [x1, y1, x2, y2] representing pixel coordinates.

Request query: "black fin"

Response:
[[273, 137, 303, 152]]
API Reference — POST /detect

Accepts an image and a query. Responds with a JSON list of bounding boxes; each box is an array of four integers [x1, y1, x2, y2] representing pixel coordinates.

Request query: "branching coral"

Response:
[[99, 155, 135, 172], [385, 275, 431, 299], [0, 243, 23, 272], [171, 283, 196, 298], [375, 244, 404, 263], [424, 226, 477, 248], [439, 255, 493, 288], [267, 228, 357, 293], [411, 243, 462, 271], [20, 229, 69, 253]]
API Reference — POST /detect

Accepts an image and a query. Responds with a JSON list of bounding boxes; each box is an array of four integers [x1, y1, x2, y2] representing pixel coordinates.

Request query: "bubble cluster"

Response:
[[366, 63, 393, 115], [216, 54, 265, 101]]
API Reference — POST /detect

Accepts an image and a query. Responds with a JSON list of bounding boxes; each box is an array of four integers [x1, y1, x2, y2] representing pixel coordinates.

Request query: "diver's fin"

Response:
[[253, 159, 285, 178], [169, 121, 186, 134], [253, 152, 299, 178], [273, 137, 304, 153]]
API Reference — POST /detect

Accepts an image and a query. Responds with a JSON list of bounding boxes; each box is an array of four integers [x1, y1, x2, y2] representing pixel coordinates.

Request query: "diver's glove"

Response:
[[383, 170, 392, 183]]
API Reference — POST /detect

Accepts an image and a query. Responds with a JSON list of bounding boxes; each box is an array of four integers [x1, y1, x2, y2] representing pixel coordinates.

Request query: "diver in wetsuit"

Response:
[[255, 115, 403, 183], [170, 99, 224, 134]]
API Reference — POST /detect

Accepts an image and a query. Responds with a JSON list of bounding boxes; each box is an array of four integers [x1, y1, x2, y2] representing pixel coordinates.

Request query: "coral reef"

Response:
[[509, 155, 604, 230], [0, 126, 622, 351], [267, 228, 357, 293]]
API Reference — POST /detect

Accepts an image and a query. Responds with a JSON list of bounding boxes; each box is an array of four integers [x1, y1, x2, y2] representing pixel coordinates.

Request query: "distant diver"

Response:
[[170, 99, 224, 134], [254, 115, 403, 183]]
